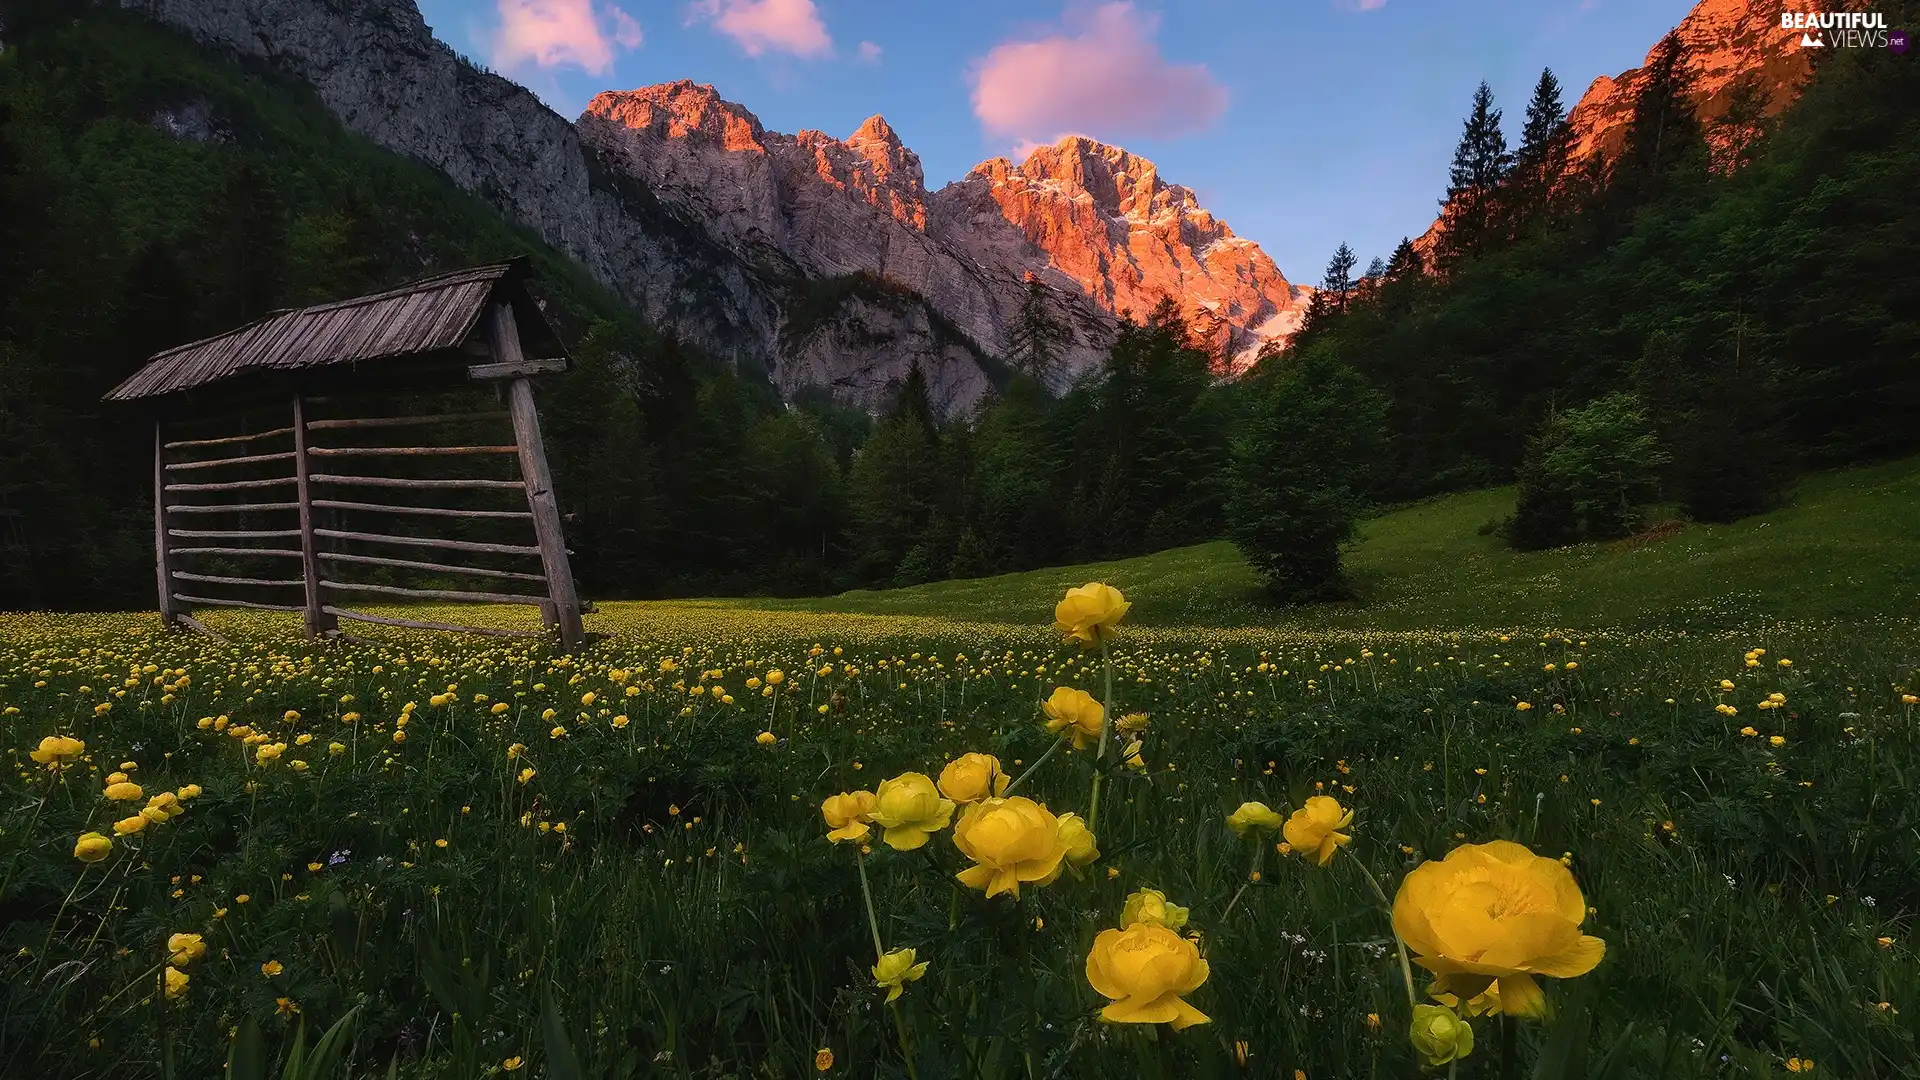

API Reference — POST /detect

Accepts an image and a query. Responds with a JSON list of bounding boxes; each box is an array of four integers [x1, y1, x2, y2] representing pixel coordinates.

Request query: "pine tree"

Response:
[[1510, 68, 1570, 230], [1437, 82, 1512, 267], [1611, 31, 1704, 206], [1710, 72, 1772, 173], [1292, 242, 1360, 343], [1383, 238, 1423, 284], [1006, 276, 1070, 384]]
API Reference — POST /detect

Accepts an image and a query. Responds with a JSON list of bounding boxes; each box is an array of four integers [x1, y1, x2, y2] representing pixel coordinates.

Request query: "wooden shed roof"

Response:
[[105, 258, 566, 402]]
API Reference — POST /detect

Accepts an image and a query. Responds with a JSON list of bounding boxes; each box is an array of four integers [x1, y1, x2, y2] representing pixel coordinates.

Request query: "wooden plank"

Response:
[[165, 477, 297, 493], [293, 397, 336, 638], [172, 547, 305, 558], [307, 445, 518, 458], [174, 593, 305, 612], [309, 475, 526, 491], [174, 571, 304, 588], [154, 423, 178, 628], [324, 606, 545, 638], [312, 499, 533, 522], [319, 579, 547, 605], [164, 427, 294, 450], [313, 528, 540, 557], [491, 302, 584, 650], [174, 613, 229, 642], [169, 528, 303, 540], [165, 451, 298, 472], [167, 502, 300, 515], [469, 356, 567, 380], [317, 551, 546, 583], [306, 412, 508, 431]]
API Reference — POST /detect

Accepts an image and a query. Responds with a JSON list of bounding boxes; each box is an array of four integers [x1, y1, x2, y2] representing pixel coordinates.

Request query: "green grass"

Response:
[[729, 456, 1920, 631]]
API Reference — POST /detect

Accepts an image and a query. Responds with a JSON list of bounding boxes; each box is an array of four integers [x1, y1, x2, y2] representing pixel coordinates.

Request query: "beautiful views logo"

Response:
[[1782, 11, 1895, 48]]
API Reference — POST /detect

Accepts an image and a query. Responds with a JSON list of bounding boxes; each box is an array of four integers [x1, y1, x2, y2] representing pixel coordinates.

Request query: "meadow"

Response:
[[3, 465, 1918, 1078]]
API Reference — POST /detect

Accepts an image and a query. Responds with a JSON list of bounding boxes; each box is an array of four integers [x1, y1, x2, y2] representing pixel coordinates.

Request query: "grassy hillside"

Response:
[[712, 455, 1920, 630]]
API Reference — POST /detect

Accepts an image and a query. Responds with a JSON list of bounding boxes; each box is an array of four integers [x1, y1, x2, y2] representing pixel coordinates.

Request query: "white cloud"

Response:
[[687, 0, 834, 58], [857, 40, 883, 64], [491, 0, 643, 75]]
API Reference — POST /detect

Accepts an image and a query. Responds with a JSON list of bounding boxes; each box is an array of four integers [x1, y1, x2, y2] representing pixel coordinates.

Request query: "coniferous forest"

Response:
[[2, 4, 1916, 610]]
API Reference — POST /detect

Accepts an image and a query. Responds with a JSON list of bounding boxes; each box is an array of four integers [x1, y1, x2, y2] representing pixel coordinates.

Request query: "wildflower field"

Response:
[[2, 591, 1916, 1079]]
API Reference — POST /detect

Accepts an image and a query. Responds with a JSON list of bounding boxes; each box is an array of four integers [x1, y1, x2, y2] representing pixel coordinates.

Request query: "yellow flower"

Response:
[[103, 781, 143, 802], [756, 731, 777, 746], [1786, 1057, 1814, 1073], [255, 743, 286, 764], [1282, 796, 1354, 866], [1115, 712, 1150, 734], [146, 792, 182, 821], [163, 965, 189, 1000], [1054, 582, 1130, 648], [821, 790, 877, 844], [814, 1047, 833, 1072], [952, 797, 1068, 899], [937, 752, 1008, 804], [1085, 923, 1210, 1030], [30, 734, 85, 767], [872, 946, 930, 1003], [1391, 840, 1607, 1018], [1121, 739, 1146, 771], [1041, 686, 1105, 751], [1120, 888, 1189, 930], [73, 832, 113, 863], [167, 932, 206, 966], [870, 772, 956, 851], [1056, 812, 1100, 868], [261, 959, 283, 976], [1409, 1004, 1475, 1066], [113, 815, 148, 836], [503, 1057, 524, 1072], [1226, 801, 1284, 838], [176, 784, 202, 800]]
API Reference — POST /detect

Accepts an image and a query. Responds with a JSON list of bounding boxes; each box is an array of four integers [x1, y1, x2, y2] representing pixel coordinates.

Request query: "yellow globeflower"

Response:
[[103, 781, 143, 802], [1085, 923, 1210, 1029], [30, 734, 86, 767], [163, 966, 189, 1000], [1226, 801, 1285, 838], [755, 731, 777, 746], [1054, 582, 1130, 648], [1041, 686, 1105, 751], [113, 815, 148, 836], [952, 797, 1068, 899], [1120, 888, 1189, 930], [1282, 796, 1354, 866], [1055, 812, 1100, 869], [821, 791, 877, 844], [870, 772, 956, 851], [937, 753, 1008, 804], [167, 932, 207, 966], [1391, 840, 1607, 1018], [73, 832, 113, 863], [872, 947, 930, 1003], [1409, 1004, 1475, 1066]]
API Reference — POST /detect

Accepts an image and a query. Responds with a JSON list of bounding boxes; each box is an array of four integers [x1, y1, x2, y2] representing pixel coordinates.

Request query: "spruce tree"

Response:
[[1006, 276, 1070, 383], [1292, 242, 1360, 343], [1437, 82, 1512, 267], [1510, 68, 1570, 230], [1611, 31, 1704, 206]]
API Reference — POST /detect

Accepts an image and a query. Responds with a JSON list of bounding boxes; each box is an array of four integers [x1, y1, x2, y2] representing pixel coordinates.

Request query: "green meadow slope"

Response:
[[711, 456, 1920, 631]]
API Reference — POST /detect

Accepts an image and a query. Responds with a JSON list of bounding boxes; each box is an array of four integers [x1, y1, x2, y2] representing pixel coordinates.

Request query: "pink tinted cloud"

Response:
[[857, 40, 883, 64], [970, 3, 1227, 145], [492, 0, 643, 75], [689, 0, 834, 58]]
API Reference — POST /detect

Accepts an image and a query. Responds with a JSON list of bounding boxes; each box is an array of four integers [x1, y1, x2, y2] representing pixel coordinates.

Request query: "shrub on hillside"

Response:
[[1508, 392, 1667, 550]]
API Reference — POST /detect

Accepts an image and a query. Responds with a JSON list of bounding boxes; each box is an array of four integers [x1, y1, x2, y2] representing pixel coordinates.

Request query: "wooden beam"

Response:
[[305, 412, 508, 431], [169, 529, 303, 540], [164, 427, 294, 450], [172, 547, 305, 558], [311, 499, 533, 521], [307, 445, 518, 458], [165, 477, 297, 493], [165, 451, 298, 472], [309, 475, 526, 491], [468, 357, 567, 380], [174, 571, 304, 588], [166, 502, 300, 515], [174, 613, 229, 642], [154, 423, 178, 628], [317, 551, 547, 583], [293, 397, 336, 638], [490, 302, 584, 649], [320, 579, 547, 605], [173, 593, 305, 612], [324, 606, 545, 638], [313, 528, 540, 557]]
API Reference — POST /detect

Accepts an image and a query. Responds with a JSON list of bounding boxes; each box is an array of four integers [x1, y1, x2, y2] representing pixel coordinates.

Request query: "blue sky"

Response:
[[414, 0, 1699, 282]]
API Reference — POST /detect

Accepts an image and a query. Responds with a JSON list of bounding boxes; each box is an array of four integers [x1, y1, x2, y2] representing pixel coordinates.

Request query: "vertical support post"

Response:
[[488, 303, 584, 649], [154, 421, 179, 629], [292, 396, 336, 638]]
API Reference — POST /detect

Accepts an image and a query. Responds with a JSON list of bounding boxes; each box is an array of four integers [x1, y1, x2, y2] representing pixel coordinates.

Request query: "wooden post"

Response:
[[487, 303, 584, 649], [292, 396, 336, 638], [154, 422, 179, 629]]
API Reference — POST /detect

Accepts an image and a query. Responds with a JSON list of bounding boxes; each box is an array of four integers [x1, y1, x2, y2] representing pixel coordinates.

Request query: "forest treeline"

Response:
[[1, 5, 1915, 610]]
